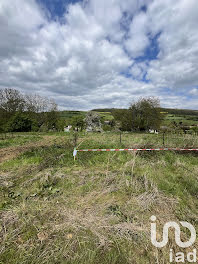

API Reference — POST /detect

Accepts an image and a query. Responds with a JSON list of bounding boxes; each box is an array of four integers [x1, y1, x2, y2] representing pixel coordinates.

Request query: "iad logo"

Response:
[[150, 215, 196, 248], [150, 216, 197, 263]]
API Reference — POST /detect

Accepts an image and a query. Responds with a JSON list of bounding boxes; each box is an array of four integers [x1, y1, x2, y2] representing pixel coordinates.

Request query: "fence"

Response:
[[72, 131, 198, 159]]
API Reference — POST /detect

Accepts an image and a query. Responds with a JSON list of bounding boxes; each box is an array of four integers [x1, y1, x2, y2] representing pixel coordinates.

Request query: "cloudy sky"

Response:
[[0, 0, 198, 110]]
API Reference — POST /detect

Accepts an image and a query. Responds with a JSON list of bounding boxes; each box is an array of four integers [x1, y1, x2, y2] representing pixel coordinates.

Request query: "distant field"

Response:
[[98, 112, 114, 121], [59, 109, 198, 127], [0, 131, 197, 263], [59, 110, 86, 124], [59, 110, 86, 118], [164, 114, 198, 125], [59, 110, 114, 123]]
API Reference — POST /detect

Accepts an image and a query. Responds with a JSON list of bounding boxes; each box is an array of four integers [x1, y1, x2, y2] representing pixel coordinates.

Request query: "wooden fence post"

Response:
[[163, 132, 165, 147]]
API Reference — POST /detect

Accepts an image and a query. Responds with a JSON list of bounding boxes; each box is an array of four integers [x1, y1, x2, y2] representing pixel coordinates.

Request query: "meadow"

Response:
[[0, 131, 198, 263], [164, 114, 198, 126]]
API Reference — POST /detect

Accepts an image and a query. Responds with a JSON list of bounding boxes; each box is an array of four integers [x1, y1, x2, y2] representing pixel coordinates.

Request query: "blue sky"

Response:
[[37, 0, 81, 19], [0, 0, 198, 110]]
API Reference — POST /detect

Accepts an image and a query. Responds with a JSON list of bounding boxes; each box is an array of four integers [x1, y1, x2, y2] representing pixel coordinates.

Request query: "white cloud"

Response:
[[0, 0, 198, 110], [125, 11, 149, 57], [146, 0, 198, 92], [0, 0, 45, 59], [189, 88, 198, 96]]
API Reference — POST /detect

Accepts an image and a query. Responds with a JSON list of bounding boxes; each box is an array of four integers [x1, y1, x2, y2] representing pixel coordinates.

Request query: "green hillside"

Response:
[[59, 108, 198, 127]]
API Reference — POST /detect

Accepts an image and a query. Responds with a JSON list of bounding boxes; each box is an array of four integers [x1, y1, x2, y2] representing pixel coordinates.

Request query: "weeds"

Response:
[[0, 132, 197, 264], [0, 134, 42, 148]]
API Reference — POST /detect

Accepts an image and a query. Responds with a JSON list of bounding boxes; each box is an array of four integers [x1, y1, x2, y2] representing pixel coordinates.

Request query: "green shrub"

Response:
[[7, 112, 38, 132]]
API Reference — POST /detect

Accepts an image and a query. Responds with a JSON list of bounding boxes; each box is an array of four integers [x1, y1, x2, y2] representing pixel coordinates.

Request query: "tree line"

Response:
[[0, 88, 164, 133], [0, 88, 64, 133]]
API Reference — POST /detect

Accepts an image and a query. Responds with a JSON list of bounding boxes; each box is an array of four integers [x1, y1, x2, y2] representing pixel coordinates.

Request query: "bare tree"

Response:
[[0, 88, 25, 113], [24, 94, 56, 113]]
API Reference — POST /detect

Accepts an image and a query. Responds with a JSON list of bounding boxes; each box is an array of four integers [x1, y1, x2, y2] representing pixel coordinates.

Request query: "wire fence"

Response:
[[72, 131, 198, 151]]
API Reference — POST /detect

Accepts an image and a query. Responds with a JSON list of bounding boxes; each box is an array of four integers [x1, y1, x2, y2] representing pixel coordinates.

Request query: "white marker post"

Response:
[[73, 148, 77, 161]]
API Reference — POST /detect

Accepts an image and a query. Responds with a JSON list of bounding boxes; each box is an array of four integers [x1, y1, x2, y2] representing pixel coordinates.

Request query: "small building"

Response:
[[149, 129, 158, 134], [64, 125, 72, 132]]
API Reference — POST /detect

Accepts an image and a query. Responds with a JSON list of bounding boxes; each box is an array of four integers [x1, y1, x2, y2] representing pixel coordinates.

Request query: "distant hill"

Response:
[[92, 108, 198, 126], [92, 108, 198, 116], [161, 108, 198, 116], [58, 108, 198, 126]]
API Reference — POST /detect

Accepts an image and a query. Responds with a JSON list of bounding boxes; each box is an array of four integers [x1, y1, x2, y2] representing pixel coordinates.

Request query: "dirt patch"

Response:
[[0, 136, 59, 163]]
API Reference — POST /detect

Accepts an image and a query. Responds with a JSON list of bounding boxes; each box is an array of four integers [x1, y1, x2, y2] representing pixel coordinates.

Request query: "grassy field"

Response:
[[164, 114, 198, 126], [0, 133, 42, 149], [0, 132, 198, 263], [59, 110, 114, 125]]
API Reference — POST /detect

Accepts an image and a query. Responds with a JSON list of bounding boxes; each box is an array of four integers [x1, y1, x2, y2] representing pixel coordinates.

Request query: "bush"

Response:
[[102, 124, 112, 131], [113, 97, 163, 131], [7, 112, 38, 132]]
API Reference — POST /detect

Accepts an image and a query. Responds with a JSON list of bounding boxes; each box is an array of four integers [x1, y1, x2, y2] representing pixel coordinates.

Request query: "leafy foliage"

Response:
[[0, 88, 60, 132], [71, 115, 85, 131], [7, 113, 38, 132], [113, 97, 163, 131], [129, 97, 163, 131]]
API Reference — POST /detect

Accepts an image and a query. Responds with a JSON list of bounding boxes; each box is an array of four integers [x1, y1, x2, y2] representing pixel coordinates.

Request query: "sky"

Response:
[[0, 0, 198, 110]]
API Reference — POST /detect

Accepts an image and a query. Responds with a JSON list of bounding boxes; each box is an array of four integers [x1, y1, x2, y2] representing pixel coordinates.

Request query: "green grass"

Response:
[[0, 134, 42, 148], [164, 114, 198, 126], [59, 110, 86, 124], [0, 132, 197, 263]]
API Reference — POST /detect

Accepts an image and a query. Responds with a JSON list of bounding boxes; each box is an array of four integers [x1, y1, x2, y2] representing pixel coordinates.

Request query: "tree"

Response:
[[112, 109, 132, 131], [113, 97, 163, 131], [0, 88, 25, 132], [7, 113, 38, 132], [85, 111, 103, 132], [0, 88, 60, 132], [71, 115, 85, 131], [24, 94, 58, 129], [55, 119, 65, 131], [0, 88, 25, 113], [129, 97, 162, 131]]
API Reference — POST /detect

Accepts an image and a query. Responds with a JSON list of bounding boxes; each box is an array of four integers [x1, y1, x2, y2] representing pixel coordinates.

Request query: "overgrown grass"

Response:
[[0, 132, 197, 264], [0, 134, 42, 148]]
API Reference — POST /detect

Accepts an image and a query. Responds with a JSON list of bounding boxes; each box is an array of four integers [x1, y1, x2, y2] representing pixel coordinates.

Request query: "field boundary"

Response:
[[73, 147, 198, 159]]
